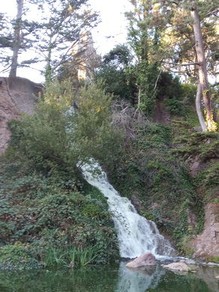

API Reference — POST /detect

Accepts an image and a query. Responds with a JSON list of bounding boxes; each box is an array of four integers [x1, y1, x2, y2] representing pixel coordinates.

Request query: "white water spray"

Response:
[[78, 159, 175, 259]]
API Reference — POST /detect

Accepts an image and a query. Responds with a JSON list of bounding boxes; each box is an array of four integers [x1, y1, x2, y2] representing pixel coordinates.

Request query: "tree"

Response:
[[0, 0, 41, 77], [58, 31, 101, 88], [168, 0, 218, 131], [95, 45, 137, 103], [34, 0, 99, 84], [9, 0, 24, 78], [190, 1, 216, 131], [126, 0, 167, 114], [162, 0, 217, 131], [0, 0, 98, 82], [126, 0, 218, 130]]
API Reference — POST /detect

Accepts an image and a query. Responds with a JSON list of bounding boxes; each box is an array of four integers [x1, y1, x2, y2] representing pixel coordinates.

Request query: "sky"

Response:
[[89, 0, 131, 55], [1, 0, 131, 82]]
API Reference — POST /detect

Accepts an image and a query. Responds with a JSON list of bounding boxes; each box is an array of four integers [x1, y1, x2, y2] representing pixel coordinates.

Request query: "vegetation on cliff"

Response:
[[0, 78, 218, 269]]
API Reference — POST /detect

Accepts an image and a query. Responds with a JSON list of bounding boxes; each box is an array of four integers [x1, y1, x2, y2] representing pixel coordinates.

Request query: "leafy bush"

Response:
[[0, 155, 119, 269], [0, 243, 41, 270], [181, 83, 196, 105], [8, 103, 70, 173], [165, 99, 185, 116], [172, 131, 219, 162], [8, 82, 123, 178], [67, 83, 124, 167], [156, 72, 183, 101], [43, 78, 73, 107]]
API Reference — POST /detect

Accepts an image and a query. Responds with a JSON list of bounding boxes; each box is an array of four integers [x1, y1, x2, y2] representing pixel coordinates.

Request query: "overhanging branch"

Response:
[[162, 61, 200, 67]]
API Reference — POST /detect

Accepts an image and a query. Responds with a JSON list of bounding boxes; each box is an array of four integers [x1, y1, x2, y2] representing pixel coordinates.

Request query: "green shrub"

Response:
[[39, 245, 102, 268], [8, 104, 70, 173], [8, 82, 123, 178], [66, 83, 124, 166], [0, 243, 41, 270], [165, 99, 185, 116], [181, 83, 196, 105], [0, 158, 119, 268]]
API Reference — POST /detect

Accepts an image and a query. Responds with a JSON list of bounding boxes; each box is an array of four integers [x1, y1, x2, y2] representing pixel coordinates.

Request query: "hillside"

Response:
[[0, 79, 218, 269]]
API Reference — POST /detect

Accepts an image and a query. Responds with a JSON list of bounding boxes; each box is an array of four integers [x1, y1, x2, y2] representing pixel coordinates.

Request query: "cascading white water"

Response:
[[78, 159, 175, 259]]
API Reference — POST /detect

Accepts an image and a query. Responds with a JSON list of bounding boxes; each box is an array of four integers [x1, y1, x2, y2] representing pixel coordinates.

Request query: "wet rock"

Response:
[[162, 262, 191, 273], [130, 194, 141, 212], [126, 252, 156, 268]]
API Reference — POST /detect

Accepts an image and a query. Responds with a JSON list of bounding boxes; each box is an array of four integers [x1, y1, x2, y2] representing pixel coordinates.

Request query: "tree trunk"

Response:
[[195, 83, 207, 131], [191, 4, 215, 131], [9, 0, 23, 78], [45, 37, 53, 85]]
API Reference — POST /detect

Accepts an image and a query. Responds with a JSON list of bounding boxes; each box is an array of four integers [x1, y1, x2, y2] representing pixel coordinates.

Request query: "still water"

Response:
[[0, 262, 218, 292]]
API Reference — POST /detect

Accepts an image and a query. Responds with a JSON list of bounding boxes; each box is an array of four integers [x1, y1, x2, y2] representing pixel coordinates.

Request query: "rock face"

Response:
[[192, 203, 219, 259], [0, 77, 42, 153], [126, 252, 156, 268]]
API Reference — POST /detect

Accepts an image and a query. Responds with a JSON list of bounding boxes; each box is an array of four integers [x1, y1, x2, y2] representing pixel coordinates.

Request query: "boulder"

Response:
[[126, 252, 156, 268], [162, 262, 190, 273]]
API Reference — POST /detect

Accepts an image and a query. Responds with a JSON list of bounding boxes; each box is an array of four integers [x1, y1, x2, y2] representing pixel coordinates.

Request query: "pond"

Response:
[[0, 262, 218, 292]]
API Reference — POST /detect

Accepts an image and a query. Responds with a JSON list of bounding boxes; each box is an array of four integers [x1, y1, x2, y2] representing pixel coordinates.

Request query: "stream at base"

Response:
[[0, 262, 218, 292]]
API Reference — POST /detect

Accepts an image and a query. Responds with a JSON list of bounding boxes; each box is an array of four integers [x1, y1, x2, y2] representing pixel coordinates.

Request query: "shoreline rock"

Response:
[[162, 261, 192, 274], [126, 252, 156, 269]]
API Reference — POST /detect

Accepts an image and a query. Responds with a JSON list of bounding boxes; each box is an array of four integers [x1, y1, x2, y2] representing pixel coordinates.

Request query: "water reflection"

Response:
[[116, 262, 165, 292], [0, 262, 218, 291]]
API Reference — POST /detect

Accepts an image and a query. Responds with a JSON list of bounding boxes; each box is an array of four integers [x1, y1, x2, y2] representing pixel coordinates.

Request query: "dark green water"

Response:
[[0, 262, 218, 292]]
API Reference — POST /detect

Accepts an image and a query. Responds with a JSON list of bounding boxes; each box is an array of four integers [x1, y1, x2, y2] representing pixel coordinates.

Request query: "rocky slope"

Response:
[[0, 76, 43, 153]]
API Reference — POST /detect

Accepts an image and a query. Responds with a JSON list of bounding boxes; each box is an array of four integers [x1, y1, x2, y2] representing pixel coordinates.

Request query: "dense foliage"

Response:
[[0, 83, 123, 269], [0, 77, 218, 269], [0, 161, 119, 269]]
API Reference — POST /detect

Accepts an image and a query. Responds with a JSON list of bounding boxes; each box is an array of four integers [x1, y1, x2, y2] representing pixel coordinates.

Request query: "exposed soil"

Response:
[[192, 203, 219, 259], [0, 76, 43, 153]]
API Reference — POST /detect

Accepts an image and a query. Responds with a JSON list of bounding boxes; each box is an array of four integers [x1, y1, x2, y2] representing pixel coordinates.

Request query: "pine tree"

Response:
[[34, 0, 98, 84], [0, 0, 98, 82], [9, 0, 24, 78], [126, 0, 161, 113]]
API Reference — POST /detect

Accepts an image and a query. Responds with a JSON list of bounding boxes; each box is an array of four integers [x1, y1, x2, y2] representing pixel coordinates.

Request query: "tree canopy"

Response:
[[0, 0, 99, 82], [125, 0, 218, 130]]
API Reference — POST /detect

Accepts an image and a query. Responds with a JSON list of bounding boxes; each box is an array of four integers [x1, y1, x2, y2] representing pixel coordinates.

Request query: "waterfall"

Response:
[[78, 159, 175, 259]]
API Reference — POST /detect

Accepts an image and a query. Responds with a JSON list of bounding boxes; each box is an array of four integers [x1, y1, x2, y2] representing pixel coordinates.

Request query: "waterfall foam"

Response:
[[78, 159, 175, 259]]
